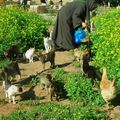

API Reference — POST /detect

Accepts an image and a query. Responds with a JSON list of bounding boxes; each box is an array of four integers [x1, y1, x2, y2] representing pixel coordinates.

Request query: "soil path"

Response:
[[0, 51, 80, 116], [19, 51, 80, 79]]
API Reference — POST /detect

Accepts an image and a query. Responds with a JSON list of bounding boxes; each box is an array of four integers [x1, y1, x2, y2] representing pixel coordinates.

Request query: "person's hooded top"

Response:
[[52, 0, 97, 50]]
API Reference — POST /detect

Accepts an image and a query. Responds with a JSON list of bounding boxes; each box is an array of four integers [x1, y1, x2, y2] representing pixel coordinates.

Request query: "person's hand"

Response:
[[82, 22, 87, 29]]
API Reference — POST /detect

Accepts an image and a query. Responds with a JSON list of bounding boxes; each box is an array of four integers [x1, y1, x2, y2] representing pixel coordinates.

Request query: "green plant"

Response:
[[0, 6, 50, 59], [51, 68, 104, 106], [19, 100, 41, 106], [52, 67, 66, 81], [2, 103, 106, 120], [90, 8, 120, 81], [64, 73, 105, 106], [29, 75, 40, 86], [73, 61, 81, 67], [0, 60, 11, 69]]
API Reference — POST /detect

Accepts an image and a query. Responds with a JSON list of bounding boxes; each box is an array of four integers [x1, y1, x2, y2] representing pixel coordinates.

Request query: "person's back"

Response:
[[52, 0, 97, 50]]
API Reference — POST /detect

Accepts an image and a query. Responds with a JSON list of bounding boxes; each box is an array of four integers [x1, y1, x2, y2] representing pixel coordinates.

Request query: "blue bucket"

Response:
[[74, 28, 86, 44]]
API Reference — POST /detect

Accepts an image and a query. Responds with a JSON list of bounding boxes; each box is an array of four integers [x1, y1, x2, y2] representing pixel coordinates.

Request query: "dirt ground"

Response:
[[0, 51, 80, 116]]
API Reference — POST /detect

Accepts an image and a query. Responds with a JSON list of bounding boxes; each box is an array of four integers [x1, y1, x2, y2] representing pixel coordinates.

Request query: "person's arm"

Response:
[[72, 7, 86, 29]]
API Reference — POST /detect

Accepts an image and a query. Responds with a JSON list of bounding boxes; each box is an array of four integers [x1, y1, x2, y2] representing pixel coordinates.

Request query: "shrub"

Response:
[[52, 67, 66, 81], [0, 60, 10, 69], [52, 68, 105, 106], [0, 6, 50, 59], [64, 73, 104, 106], [19, 100, 41, 106], [2, 103, 106, 120], [90, 8, 120, 81], [29, 74, 40, 86]]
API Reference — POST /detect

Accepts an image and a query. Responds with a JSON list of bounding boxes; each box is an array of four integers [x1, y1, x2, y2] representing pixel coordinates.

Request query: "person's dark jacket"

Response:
[[52, 0, 97, 50]]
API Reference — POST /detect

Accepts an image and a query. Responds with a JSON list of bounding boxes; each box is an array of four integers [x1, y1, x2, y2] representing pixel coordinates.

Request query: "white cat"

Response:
[[25, 48, 35, 63], [3, 81, 22, 104], [44, 31, 54, 53]]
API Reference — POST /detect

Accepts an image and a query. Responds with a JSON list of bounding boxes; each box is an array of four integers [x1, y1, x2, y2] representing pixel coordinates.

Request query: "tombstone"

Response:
[[29, 5, 47, 13], [108, 2, 110, 7], [27, 0, 31, 5]]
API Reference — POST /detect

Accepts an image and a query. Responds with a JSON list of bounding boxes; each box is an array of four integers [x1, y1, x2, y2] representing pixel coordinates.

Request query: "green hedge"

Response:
[[0, 6, 49, 59], [65, 74, 104, 106], [90, 8, 120, 81], [2, 102, 106, 120], [52, 68, 105, 106]]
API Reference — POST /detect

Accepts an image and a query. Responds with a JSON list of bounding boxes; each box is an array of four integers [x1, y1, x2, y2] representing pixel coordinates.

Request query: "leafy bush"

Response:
[[29, 75, 40, 86], [52, 67, 66, 81], [73, 61, 81, 67], [64, 73, 105, 106], [0, 6, 50, 59], [0, 60, 10, 69], [19, 100, 41, 106], [51, 68, 105, 106], [90, 8, 120, 80], [2, 103, 106, 120]]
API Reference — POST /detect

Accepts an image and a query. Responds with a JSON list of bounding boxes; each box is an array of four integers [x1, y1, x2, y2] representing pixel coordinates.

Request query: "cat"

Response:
[[80, 52, 102, 85], [2, 80, 11, 98], [35, 50, 55, 70], [4, 44, 19, 61], [0, 61, 21, 82], [38, 72, 65, 101], [90, 21, 96, 32], [73, 40, 93, 62], [44, 31, 54, 53], [3, 81, 23, 104], [25, 48, 35, 63], [73, 48, 90, 61]]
